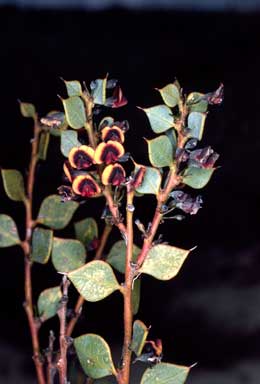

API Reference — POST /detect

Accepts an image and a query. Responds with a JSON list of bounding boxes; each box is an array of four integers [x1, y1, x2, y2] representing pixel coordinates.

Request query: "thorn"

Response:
[[190, 245, 198, 252]]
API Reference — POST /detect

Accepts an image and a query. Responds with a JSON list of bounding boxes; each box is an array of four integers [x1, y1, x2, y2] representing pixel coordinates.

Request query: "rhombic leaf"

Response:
[[61, 130, 81, 157], [31, 227, 53, 264], [141, 362, 190, 384], [19, 102, 36, 118], [182, 166, 215, 189], [139, 244, 190, 280], [62, 96, 86, 129], [0, 214, 20, 247], [52, 237, 86, 272], [142, 105, 174, 133], [74, 334, 117, 379], [1, 169, 26, 202], [134, 164, 162, 195], [131, 320, 149, 357], [107, 240, 140, 274], [187, 111, 206, 140], [63, 79, 82, 97], [37, 286, 62, 321], [37, 194, 78, 229], [146, 135, 173, 168], [91, 78, 107, 105], [187, 92, 208, 113], [74, 217, 98, 247], [157, 83, 180, 108], [68, 260, 120, 302]]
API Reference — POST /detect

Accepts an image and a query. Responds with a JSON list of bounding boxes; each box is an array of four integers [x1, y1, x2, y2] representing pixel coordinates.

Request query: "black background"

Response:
[[0, 6, 260, 383]]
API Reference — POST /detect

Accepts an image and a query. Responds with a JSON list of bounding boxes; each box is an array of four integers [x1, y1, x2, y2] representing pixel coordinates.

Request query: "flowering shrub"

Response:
[[0, 76, 223, 383]]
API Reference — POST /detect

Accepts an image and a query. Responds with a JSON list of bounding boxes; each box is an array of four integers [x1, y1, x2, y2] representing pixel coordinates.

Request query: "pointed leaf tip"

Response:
[[141, 362, 190, 384]]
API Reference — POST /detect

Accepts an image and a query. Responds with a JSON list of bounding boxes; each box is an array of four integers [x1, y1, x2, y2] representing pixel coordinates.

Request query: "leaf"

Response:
[[52, 237, 86, 272], [187, 92, 208, 113], [139, 244, 190, 280], [146, 135, 173, 168], [31, 227, 53, 264], [106, 240, 141, 274], [157, 83, 180, 108], [132, 278, 141, 315], [187, 112, 207, 140], [165, 128, 177, 154], [131, 320, 149, 356], [0, 214, 20, 247], [1, 169, 26, 202], [74, 334, 117, 379], [142, 105, 174, 133], [19, 102, 36, 118], [37, 286, 62, 321], [74, 217, 98, 247], [134, 164, 162, 195], [91, 78, 107, 105], [37, 195, 78, 230], [62, 96, 86, 129], [38, 131, 50, 160], [68, 261, 120, 302], [64, 80, 82, 97], [141, 362, 190, 384], [182, 166, 215, 189], [61, 130, 81, 157]]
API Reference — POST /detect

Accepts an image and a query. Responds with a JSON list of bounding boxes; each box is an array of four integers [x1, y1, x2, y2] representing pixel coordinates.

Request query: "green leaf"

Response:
[[38, 132, 50, 160], [64, 80, 82, 97], [141, 362, 190, 384], [68, 261, 120, 302], [131, 320, 149, 356], [107, 240, 141, 274], [132, 279, 141, 315], [139, 244, 190, 280], [0, 214, 20, 247], [187, 92, 208, 113], [19, 102, 36, 118], [92, 78, 107, 105], [157, 83, 180, 108], [165, 128, 177, 154], [37, 286, 62, 321], [146, 135, 173, 168], [62, 96, 86, 129], [31, 227, 53, 264], [1, 169, 26, 202], [74, 334, 117, 379], [74, 217, 98, 247], [52, 237, 86, 273], [61, 130, 81, 157], [134, 164, 162, 195], [187, 112, 206, 140], [142, 105, 174, 134], [182, 166, 215, 189], [37, 195, 78, 230]]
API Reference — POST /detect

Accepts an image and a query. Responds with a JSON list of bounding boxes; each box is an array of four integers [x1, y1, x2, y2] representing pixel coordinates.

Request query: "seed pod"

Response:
[[68, 145, 95, 169], [101, 164, 126, 186], [94, 140, 125, 165], [72, 174, 101, 197]]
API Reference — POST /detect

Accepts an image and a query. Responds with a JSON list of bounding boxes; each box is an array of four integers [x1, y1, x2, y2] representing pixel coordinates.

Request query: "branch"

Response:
[[46, 330, 56, 384], [57, 275, 70, 384]]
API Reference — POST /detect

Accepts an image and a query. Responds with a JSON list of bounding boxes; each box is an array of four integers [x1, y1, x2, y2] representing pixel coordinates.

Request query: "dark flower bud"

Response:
[[189, 146, 219, 169], [175, 148, 189, 164], [72, 175, 101, 198], [94, 140, 125, 165], [101, 164, 126, 186], [57, 185, 75, 203], [68, 145, 95, 170], [204, 83, 224, 105], [105, 86, 127, 108], [170, 190, 203, 215], [101, 125, 125, 143], [106, 79, 118, 89]]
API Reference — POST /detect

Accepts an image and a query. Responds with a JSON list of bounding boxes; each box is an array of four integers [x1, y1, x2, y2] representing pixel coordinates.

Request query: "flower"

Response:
[[102, 164, 126, 186], [72, 174, 101, 198], [94, 140, 125, 165], [68, 145, 95, 169]]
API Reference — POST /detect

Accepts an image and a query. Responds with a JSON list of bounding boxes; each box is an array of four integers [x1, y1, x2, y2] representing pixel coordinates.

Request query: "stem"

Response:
[[117, 189, 135, 384], [57, 276, 70, 384], [103, 187, 127, 239], [46, 331, 56, 384], [66, 224, 113, 337], [22, 117, 46, 384], [82, 95, 96, 149]]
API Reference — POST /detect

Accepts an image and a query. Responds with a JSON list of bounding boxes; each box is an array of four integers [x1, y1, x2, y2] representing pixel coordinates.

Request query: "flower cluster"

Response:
[[60, 120, 129, 201]]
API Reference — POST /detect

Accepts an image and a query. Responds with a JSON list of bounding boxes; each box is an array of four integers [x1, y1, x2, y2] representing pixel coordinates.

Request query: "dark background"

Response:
[[0, 5, 259, 383]]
